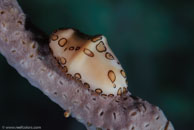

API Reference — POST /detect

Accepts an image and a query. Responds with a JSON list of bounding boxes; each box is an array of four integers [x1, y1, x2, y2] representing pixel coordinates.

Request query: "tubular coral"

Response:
[[0, 0, 174, 130]]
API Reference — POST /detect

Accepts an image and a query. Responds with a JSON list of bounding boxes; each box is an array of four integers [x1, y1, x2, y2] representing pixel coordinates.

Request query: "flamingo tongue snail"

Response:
[[49, 28, 128, 96]]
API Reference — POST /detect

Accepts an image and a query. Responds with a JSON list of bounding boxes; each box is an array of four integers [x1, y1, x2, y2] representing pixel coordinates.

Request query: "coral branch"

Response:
[[0, 0, 174, 130]]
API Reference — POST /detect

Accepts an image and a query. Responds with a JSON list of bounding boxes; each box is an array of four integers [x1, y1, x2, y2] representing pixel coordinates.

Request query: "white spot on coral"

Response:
[[43, 89, 51, 97], [20, 59, 28, 69], [48, 71, 55, 80], [40, 67, 46, 72], [28, 72, 35, 78], [1, 22, 7, 31], [9, 7, 19, 15]]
